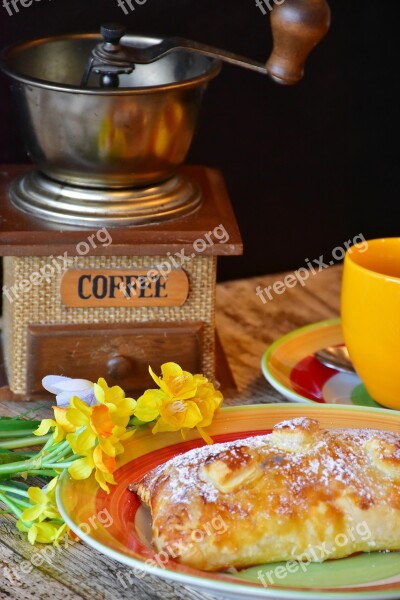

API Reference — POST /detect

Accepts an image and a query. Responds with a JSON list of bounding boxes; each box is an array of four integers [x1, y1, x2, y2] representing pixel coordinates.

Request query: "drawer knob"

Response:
[[107, 355, 132, 379]]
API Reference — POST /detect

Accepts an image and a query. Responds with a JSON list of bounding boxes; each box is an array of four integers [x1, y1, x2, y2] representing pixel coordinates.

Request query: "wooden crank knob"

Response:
[[266, 0, 331, 85]]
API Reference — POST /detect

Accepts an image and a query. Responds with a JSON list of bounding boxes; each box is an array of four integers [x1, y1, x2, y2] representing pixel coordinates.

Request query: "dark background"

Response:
[[0, 0, 398, 281]]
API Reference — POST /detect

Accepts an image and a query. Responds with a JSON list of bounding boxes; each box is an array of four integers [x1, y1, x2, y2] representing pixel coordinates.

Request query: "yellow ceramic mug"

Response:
[[341, 238, 400, 410]]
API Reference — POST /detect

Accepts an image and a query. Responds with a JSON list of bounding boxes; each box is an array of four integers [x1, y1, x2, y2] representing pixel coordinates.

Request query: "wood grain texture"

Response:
[[215, 264, 341, 406], [0, 265, 342, 600]]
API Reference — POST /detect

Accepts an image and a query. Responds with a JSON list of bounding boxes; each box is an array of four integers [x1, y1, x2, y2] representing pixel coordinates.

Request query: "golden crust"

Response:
[[131, 418, 400, 571]]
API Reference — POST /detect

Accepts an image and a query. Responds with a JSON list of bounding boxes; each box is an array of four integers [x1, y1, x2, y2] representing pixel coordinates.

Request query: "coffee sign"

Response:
[[61, 269, 189, 308]]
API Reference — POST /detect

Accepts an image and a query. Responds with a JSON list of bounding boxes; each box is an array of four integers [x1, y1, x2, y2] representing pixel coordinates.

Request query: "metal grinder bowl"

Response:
[[0, 33, 221, 189]]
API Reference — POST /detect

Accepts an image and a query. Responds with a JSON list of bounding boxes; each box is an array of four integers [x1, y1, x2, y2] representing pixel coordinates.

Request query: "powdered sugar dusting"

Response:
[[274, 417, 318, 431], [149, 436, 269, 504], [271, 427, 400, 508], [139, 420, 400, 514]]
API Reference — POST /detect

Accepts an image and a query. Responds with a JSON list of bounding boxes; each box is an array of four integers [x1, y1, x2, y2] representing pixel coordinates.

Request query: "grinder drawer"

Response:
[[26, 322, 203, 396]]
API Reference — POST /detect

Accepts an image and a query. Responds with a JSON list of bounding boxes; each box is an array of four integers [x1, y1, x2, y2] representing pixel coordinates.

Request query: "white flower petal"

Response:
[[56, 388, 97, 408], [43, 375, 95, 408], [42, 375, 71, 394], [55, 391, 75, 408], [56, 379, 94, 392], [43, 375, 94, 394]]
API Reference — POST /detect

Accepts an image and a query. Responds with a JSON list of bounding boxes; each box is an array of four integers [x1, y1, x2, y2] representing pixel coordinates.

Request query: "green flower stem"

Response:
[[0, 447, 76, 477], [0, 459, 35, 476], [37, 435, 57, 455], [42, 448, 75, 469], [0, 485, 29, 497], [43, 440, 71, 462], [9, 498, 32, 509], [12, 451, 38, 457], [0, 491, 23, 519], [0, 434, 52, 450], [27, 469, 57, 477], [0, 429, 39, 439], [43, 461, 76, 469], [45, 454, 74, 468]]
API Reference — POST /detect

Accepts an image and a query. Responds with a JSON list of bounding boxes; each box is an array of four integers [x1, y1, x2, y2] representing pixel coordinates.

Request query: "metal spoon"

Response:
[[315, 346, 355, 373]]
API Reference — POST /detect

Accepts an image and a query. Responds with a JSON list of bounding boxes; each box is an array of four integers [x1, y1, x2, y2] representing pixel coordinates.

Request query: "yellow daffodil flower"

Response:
[[134, 363, 223, 443], [66, 397, 122, 458], [17, 519, 70, 545], [192, 382, 224, 428], [149, 363, 199, 400], [68, 445, 117, 493], [67, 396, 114, 454], [21, 477, 60, 523], [34, 407, 76, 443], [94, 378, 137, 428], [15, 477, 71, 545], [134, 388, 164, 423], [62, 387, 135, 492], [152, 399, 203, 434]]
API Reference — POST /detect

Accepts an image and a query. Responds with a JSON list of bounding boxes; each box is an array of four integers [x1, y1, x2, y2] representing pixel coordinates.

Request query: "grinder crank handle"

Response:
[[266, 0, 331, 85], [95, 3, 330, 87]]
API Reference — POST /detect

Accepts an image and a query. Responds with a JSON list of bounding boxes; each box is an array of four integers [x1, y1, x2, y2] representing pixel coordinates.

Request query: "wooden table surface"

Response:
[[0, 265, 341, 600]]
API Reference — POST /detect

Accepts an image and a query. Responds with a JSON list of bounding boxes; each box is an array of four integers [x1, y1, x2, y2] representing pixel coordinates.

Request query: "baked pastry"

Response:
[[130, 417, 400, 571]]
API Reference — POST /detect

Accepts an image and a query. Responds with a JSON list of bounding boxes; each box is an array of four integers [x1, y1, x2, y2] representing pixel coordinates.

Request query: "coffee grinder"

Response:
[[0, 0, 330, 400]]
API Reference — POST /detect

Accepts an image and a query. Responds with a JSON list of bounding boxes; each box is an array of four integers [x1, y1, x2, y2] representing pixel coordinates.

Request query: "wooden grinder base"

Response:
[[0, 165, 242, 401]]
